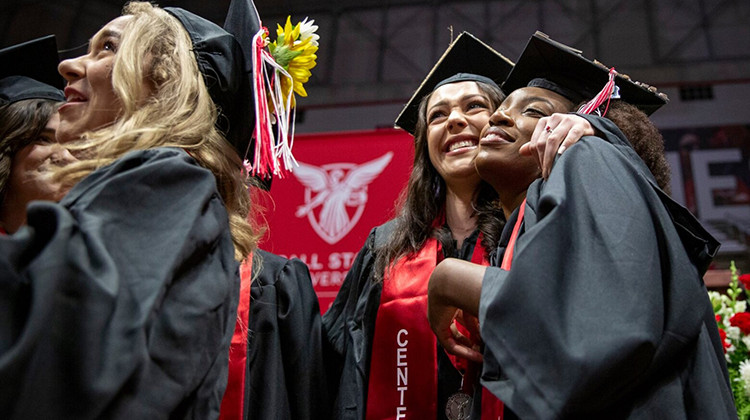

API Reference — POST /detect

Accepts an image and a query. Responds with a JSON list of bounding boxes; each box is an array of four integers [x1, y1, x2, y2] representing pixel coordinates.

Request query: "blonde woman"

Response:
[[0, 2, 260, 418]]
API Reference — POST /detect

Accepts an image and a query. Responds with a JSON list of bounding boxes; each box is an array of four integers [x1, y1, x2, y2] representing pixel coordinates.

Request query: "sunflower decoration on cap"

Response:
[[268, 17, 319, 104], [251, 15, 318, 178]]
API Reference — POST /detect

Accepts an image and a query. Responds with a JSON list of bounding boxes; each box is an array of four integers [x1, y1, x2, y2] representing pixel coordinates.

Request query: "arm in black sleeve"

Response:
[[0, 148, 238, 420], [479, 137, 710, 417]]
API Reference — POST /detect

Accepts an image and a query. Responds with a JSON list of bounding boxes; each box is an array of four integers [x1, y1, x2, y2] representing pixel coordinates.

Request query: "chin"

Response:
[[474, 150, 495, 176]]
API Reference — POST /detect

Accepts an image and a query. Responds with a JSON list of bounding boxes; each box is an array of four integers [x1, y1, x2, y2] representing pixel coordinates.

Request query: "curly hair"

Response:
[[605, 101, 671, 193], [53, 1, 260, 260], [374, 81, 505, 279], [0, 98, 60, 203]]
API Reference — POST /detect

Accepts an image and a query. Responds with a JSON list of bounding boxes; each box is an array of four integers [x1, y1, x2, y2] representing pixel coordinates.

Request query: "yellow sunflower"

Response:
[[268, 16, 318, 105]]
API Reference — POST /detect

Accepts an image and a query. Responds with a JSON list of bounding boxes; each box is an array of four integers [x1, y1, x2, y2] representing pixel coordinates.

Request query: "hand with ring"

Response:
[[520, 113, 596, 179]]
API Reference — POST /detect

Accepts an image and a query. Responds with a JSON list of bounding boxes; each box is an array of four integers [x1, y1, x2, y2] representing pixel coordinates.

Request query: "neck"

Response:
[[498, 189, 527, 220], [444, 185, 477, 248]]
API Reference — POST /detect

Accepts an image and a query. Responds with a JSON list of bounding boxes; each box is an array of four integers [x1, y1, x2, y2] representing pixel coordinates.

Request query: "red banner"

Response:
[[257, 129, 414, 311]]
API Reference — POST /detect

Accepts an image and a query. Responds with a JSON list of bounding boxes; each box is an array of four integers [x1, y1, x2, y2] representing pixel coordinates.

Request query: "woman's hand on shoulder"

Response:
[[520, 113, 596, 179]]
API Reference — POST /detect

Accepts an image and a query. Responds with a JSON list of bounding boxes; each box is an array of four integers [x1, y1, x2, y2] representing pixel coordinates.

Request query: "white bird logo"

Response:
[[293, 152, 393, 244]]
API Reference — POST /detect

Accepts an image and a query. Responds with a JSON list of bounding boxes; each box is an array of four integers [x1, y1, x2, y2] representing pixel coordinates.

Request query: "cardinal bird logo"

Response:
[[293, 152, 393, 244]]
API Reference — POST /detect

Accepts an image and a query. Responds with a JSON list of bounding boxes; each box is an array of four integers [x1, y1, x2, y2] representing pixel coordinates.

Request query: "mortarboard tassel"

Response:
[[578, 67, 618, 116], [249, 27, 297, 178]]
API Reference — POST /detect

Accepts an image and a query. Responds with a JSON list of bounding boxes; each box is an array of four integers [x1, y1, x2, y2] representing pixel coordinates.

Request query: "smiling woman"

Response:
[[425, 80, 492, 197], [0, 1, 263, 418], [427, 32, 735, 418], [322, 33, 512, 420], [323, 32, 601, 420], [475, 86, 577, 216], [0, 37, 76, 234], [0, 85, 74, 233], [55, 19, 126, 143]]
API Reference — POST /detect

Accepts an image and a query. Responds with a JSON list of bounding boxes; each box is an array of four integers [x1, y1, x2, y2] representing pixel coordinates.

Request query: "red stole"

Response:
[[500, 201, 526, 271], [219, 255, 254, 420], [366, 235, 490, 419]]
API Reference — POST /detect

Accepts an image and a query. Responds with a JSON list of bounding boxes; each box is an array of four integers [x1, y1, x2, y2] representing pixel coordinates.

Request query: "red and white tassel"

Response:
[[248, 27, 297, 178], [578, 67, 618, 116]]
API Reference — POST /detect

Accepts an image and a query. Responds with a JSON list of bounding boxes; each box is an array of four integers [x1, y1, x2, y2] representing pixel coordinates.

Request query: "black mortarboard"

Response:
[[0, 35, 64, 105], [165, 0, 259, 159], [502, 32, 668, 115], [395, 32, 514, 135]]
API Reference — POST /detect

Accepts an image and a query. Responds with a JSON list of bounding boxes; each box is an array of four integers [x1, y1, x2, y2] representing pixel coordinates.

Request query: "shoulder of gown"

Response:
[[244, 249, 330, 420], [479, 130, 735, 418], [0, 147, 239, 420]]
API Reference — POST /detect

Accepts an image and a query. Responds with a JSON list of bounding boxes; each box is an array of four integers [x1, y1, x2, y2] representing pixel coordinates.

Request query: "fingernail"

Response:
[[557, 145, 566, 155]]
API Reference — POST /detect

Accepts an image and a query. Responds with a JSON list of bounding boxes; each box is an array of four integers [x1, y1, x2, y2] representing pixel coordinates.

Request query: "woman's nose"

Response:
[[488, 108, 512, 127], [49, 145, 77, 165], [446, 109, 467, 130], [58, 55, 86, 83]]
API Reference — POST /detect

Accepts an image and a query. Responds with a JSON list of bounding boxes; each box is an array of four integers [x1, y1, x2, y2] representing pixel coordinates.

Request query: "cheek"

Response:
[[425, 128, 442, 162], [516, 119, 539, 145], [91, 60, 116, 100], [22, 145, 54, 170], [467, 112, 491, 131]]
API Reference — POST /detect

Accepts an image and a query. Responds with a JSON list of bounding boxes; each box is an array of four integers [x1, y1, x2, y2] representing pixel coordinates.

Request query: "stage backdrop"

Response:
[[258, 129, 414, 311]]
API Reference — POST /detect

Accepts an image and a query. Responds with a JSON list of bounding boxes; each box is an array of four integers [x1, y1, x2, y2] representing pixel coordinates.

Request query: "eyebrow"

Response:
[[428, 93, 488, 111], [88, 29, 121, 51], [523, 96, 557, 107]]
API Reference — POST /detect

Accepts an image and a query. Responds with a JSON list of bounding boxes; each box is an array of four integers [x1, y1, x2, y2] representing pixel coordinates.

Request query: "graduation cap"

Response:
[[502, 31, 668, 116], [165, 0, 259, 160], [0, 35, 65, 105], [395, 32, 514, 135], [166, 0, 278, 189]]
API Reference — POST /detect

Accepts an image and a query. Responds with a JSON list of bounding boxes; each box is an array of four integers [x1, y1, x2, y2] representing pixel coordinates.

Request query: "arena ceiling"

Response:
[[3, 0, 749, 109]]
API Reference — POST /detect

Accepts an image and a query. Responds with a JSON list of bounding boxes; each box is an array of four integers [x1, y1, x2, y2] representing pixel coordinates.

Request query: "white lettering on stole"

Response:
[[396, 329, 408, 419]]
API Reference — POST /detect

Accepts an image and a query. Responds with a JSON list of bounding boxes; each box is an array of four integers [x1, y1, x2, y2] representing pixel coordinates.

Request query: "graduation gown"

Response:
[[323, 221, 485, 420], [0, 147, 239, 419], [478, 116, 737, 418], [241, 249, 330, 420]]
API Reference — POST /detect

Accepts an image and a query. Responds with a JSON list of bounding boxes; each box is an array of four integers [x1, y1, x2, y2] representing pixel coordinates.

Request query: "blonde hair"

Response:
[[56, 1, 260, 260]]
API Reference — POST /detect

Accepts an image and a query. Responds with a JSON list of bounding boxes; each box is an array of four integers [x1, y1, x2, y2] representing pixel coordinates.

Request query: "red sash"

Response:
[[366, 235, 493, 419], [500, 200, 526, 271], [219, 255, 254, 420]]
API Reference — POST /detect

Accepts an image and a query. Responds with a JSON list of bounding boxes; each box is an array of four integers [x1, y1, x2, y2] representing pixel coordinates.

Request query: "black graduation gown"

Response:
[[0, 147, 239, 420], [323, 221, 482, 420], [478, 116, 737, 418], [243, 249, 330, 420]]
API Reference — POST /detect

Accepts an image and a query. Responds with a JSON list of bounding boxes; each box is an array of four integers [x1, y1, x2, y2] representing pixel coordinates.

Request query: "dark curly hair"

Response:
[[374, 81, 505, 279], [605, 101, 671, 193]]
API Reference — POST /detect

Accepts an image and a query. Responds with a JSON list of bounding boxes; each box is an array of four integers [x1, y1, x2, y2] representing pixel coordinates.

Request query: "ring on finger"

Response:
[[545, 126, 553, 134]]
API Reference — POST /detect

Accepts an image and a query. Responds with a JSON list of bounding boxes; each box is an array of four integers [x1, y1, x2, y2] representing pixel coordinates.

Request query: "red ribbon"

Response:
[[500, 200, 526, 271], [366, 234, 494, 419], [252, 31, 274, 177], [578, 68, 617, 116], [219, 255, 254, 420]]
